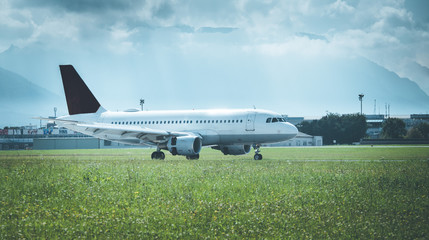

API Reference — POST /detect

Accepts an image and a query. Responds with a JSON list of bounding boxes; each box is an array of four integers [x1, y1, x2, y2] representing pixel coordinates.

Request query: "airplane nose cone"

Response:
[[276, 122, 298, 141], [285, 122, 298, 137]]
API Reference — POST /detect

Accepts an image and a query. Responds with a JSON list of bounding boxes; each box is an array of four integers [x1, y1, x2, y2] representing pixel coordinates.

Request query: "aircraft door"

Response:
[[246, 112, 256, 131]]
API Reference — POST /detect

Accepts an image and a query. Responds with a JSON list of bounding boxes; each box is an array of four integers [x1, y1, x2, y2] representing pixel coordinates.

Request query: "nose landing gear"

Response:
[[253, 144, 263, 160]]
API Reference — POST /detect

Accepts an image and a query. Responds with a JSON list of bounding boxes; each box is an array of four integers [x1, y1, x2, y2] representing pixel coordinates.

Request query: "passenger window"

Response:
[[216, 120, 218, 123], [240, 120, 243, 123], [232, 120, 234, 123]]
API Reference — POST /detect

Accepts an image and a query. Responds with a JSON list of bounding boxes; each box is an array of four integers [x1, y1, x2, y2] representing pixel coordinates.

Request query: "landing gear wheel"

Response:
[[151, 151, 165, 160], [186, 154, 200, 160], [253, 144, 263, 160]]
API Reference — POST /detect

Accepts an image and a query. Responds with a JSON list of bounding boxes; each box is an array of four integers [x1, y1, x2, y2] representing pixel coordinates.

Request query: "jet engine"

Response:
[[213, 145, 251, 155], [167, 136, 202, 156]]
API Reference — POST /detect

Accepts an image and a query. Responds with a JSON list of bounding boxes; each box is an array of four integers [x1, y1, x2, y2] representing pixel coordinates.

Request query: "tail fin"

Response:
[[60, 65, 102, 115]]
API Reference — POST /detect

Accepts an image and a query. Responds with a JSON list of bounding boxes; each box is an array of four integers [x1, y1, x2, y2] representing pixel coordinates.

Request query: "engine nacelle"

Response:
[[214, 145, 251, 155], [167, 136, 202, 156]]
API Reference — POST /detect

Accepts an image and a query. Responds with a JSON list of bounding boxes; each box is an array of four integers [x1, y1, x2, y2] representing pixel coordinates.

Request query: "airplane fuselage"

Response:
[[60, 108, 298, 147]]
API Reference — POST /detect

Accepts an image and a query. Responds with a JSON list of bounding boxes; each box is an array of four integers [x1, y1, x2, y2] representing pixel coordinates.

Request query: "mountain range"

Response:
[[0, 44, 428, 128], [0, 66, 63, 127]]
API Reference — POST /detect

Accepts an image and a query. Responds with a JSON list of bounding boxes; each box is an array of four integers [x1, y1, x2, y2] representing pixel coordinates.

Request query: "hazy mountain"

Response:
[[0, 66, 64, 127], [267, 56, 429, 116], [0, 67, 56, 102], [400, 61, 429, 96], [0, 45, 428, 119]]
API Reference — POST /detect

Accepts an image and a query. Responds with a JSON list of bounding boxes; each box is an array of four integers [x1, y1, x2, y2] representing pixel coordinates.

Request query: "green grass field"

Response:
[[1, 146, 428, 239]]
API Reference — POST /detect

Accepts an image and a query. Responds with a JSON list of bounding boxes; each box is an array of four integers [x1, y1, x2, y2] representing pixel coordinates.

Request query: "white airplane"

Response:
[[46, 65, 298, 160]]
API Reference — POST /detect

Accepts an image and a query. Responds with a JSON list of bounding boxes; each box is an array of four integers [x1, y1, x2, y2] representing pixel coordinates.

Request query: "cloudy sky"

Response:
[[1, 0, 428, 117]]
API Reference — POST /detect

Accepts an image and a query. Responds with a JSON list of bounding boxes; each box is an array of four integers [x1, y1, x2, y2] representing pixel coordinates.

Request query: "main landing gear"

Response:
[[186, 154, 200, 160], [253, 144, 263, 160], [151, 148, 165, 160]]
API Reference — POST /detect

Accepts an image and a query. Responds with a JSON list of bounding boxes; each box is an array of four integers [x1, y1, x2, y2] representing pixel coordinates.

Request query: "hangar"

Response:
[[264, 132, 323, 147]]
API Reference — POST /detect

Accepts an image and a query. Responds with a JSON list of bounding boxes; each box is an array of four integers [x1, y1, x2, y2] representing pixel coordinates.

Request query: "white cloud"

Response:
[[243, 36, 335, 58], [326, 0, 355, 16], [0, 0, 428, 96]]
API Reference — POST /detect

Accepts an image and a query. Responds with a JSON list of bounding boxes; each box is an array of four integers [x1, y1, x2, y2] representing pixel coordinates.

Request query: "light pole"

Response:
[[140, 99, 145, 111], [358, 94, 364, 115]]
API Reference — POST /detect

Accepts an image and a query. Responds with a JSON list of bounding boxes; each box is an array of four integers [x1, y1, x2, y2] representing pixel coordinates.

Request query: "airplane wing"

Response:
[[77, 123, 188, 143], [35, 117, 195, 145]]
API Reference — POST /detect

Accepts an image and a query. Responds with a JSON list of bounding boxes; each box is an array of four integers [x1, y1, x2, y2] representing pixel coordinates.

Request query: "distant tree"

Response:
[[406, 127, 424, 139], [298, 120, 319, 136], [341, 113, 367, 144], [318, 113, 343, 145], [406, 122, 429, 139], [381, 118, 406, 139], [415, 122, 429, 139]]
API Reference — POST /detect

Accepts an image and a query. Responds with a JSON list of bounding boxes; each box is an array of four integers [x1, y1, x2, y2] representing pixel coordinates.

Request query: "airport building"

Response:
[[264, 132, 323, 147], [0, 126, 135, 150], [366, 114, 385, 139]]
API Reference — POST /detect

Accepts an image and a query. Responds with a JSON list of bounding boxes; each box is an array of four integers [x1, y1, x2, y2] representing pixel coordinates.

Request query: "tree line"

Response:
[[298, 114, 429, 145], [382, 118, 429, 139]]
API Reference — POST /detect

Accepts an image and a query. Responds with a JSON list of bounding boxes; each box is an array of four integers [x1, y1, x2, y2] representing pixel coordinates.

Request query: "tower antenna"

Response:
[[358, 94, 364, 115]]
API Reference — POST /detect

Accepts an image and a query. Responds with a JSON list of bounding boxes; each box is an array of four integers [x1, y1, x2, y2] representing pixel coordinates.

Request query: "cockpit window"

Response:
[[267, 117, 286, 123]]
